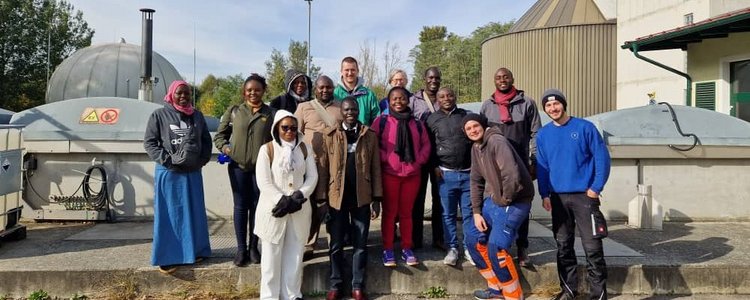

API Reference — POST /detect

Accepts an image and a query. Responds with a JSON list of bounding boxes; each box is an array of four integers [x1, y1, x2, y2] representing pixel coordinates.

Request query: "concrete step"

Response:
[[1, 220, 750, 298]]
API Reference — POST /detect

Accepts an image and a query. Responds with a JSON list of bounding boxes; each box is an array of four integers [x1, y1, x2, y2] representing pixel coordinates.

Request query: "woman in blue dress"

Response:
[[143, 80, 212, 274]]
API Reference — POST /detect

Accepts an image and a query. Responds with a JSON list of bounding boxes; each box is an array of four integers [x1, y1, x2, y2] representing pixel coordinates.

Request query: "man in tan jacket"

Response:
[[316, 97, 382, 300], [295, 75, 343, 259]]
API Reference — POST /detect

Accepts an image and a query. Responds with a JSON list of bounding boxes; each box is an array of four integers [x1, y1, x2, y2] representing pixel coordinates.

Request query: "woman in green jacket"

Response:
[[213, 74, 276, 266]]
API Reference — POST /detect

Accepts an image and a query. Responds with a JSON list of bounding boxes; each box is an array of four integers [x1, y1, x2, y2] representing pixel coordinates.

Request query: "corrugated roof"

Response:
[[509, 0, 614, 33]]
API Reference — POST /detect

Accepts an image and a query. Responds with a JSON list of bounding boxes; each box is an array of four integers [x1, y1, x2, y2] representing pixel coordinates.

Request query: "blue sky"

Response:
[[67, 0, 535, 84]]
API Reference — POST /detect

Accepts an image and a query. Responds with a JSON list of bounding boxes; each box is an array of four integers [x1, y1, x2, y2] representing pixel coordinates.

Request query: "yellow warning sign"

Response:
[[82, 110, 99, 123], [80, 107, 121, 125]]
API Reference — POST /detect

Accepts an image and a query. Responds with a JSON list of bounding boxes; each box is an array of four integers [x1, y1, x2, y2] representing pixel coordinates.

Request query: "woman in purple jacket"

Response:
[[372, 87, 431, 267]]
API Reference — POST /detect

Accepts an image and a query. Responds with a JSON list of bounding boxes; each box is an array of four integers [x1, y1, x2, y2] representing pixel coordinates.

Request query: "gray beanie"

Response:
[[541, 88, 567, 111]]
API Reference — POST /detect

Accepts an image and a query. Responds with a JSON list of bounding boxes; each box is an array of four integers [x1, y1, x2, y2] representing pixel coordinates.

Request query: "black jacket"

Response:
[[425, 107, 472, 170], [144, 104, 212, 172], [269, 69, 312, 113]]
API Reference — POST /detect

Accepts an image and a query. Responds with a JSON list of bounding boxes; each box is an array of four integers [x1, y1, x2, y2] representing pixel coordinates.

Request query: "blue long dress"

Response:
[[143, 103, 213, 267], [151, 164, 212, 266]]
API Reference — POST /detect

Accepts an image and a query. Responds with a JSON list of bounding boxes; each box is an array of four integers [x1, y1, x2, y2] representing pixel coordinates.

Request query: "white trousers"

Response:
[[259, 216, 305, 300]]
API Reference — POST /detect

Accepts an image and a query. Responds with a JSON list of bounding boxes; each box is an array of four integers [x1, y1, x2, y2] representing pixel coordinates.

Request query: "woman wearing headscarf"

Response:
[[372, 86, 431, 267], [213, 74, 276, 266], [254, 109, 318, 300], [144, 80, 212, 274]]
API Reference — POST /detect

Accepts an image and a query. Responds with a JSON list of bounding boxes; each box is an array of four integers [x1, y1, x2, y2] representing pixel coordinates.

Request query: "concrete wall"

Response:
[[617, 0, 750, 109], [598, 157, 750, 221], [688, 32, 750, 114], [22, 149, 234, 220]]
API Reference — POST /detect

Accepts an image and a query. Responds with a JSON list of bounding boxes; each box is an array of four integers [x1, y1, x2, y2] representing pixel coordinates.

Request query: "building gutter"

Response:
[[625, 43, 692, 106]]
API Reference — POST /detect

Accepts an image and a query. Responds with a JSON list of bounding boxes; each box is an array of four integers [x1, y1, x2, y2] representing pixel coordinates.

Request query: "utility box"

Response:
[[0, 125, 26, 241]]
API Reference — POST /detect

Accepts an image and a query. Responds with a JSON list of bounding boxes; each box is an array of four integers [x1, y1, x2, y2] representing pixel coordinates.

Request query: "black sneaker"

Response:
[[233, 250, 248, 267]]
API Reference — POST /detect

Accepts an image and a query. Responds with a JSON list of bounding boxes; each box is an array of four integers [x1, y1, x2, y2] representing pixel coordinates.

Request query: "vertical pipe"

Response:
[[306, 0, 312, 77], [139, 8, 155, 101]]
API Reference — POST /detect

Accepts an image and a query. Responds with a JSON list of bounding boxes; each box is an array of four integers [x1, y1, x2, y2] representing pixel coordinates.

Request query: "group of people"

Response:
[[143, 56, 612, 300]]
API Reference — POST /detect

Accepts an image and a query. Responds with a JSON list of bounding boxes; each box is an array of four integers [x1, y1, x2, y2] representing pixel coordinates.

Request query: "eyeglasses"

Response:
[[280, 125, 298, 132]]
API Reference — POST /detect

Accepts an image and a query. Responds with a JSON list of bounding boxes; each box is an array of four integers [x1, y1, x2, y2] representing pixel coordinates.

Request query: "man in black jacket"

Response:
[[425, 87, 472, 265], [269, 69, 312, 113]]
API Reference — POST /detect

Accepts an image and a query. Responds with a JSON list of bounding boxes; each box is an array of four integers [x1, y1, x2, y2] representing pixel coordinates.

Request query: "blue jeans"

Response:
[[465, 198, 531, 282], [437, 170, 471, 249]]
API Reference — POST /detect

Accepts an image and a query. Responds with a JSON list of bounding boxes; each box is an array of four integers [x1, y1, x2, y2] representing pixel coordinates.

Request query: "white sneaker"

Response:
[[464, 248, 476, 266], [443, 248, 459, 266]]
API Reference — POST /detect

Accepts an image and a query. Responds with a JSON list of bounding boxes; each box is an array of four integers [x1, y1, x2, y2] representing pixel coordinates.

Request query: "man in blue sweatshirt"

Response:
[[536, 88, 611, 300]]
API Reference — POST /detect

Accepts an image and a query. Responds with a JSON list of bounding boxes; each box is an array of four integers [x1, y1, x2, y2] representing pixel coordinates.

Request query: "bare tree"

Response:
[[357, 39, 379, 88], [382, 41, 403, 86]]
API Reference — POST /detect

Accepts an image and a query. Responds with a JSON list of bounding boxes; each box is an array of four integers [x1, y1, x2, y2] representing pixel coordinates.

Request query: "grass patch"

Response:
[[95, 271, 140, 300], [423, 286, 449, 298]]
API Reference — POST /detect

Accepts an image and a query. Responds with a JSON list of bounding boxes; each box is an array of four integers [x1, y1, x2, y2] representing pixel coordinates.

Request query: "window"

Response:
[[684, 13, 694, 25]]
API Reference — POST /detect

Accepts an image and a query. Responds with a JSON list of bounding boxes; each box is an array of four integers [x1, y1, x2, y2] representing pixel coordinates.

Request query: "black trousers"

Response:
[[551, 193, 608, 299], [412, 168, 443, 249], [228, 162, 260, 253], [326, 203, 370, 291]]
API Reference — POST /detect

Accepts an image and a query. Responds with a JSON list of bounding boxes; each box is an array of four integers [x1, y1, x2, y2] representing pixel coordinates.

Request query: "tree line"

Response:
[[198, 22, 513, 118]]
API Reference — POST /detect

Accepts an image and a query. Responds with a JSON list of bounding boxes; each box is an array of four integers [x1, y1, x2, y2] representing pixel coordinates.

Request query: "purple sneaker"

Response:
[[402, 249, 419, 266], [382, 250, 396, 267]]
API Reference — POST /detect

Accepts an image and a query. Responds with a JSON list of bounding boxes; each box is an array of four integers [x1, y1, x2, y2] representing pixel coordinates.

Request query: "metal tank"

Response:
[[11, 9, 226, 221], [584, 103, 750, 221], [481, 0, 617, 117], [0, 125, 26, 241], [10, 97, 223, 220], [44, 42, 182, 103]]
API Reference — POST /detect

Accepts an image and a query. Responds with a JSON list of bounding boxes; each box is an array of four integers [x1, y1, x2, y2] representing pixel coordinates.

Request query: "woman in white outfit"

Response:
[[255, 109, 318, 300]]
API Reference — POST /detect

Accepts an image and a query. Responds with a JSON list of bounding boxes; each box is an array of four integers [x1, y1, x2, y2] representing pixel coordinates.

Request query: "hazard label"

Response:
[[100, 109, 119, 124], [80, 108, 121, 125]]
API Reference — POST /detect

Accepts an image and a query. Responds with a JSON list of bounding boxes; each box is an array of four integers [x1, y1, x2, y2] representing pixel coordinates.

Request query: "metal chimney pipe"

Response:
[[138, 8, 155, 101]]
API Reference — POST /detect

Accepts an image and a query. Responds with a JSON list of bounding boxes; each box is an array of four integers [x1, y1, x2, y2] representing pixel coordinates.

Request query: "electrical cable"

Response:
[[27, 164, 111, 221], [658, 102, 700, 151]]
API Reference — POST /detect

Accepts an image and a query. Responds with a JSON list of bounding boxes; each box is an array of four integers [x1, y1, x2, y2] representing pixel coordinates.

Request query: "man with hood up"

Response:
[[462, 113, 534, 300], [270, 69, 312, 113], [333, 56, 380, 126]]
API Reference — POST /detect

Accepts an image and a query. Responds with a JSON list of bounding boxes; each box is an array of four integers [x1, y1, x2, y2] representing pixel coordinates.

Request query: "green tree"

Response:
[[409, 26, 448, 92], [197, 73, 244, 118], [0, 0, 94, 111], [408, 21, 513, 103], [264, 40, 320, 101]]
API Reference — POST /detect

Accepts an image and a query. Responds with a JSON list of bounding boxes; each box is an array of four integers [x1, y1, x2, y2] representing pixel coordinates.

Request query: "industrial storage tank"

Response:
[[481, 0, 617, 117], [10, 97, 223, 220], [585, 103, 750, 221], [45, 41, 182, 103]]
